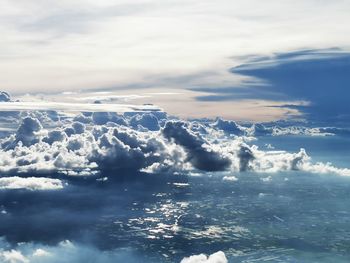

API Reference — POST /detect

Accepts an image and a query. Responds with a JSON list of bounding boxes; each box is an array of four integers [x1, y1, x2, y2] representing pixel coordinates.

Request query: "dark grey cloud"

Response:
[[0, 92, 11, 102], [211, 118, 245, 136], [193, 49, 350, 125], [130, 113, 160, 131], [163, 121, 231, 172], [42, 130, 67, 145], [15, 117, 42, 146]]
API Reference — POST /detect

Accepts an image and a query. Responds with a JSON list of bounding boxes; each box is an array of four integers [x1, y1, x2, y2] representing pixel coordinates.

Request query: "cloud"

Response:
[[229, 50, 350, 124], [14, 117, 43, 146], [0, 106, 348, 180], [0, 177, 64, 190], [0, 239, 144, 263], [0, 238, 228, 263], [91, 111, 129, 126], [162, 121, 231, 172], [130, 113, 160, 131], [209, 118, 335, 137], [1, 249, 29, 263], [210, 118, 245, 136], [1, 0, 350, 98], [0, 101, 161, 114], [0, 91, 11, 102], [180, 251, 227, 263], [42, 130, 67, 145], [237, 145, 255, 172]]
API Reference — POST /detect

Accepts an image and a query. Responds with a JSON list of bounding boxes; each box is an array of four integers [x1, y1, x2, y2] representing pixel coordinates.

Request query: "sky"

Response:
[[2, 2, 350, 262], [1, 0, 350, 121]]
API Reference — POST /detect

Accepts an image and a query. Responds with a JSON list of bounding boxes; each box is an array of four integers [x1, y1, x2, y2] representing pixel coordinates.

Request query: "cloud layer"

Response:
[[0, 239, 143, 263], [0, 237, 227, 263], [0, 98, 348, 187]]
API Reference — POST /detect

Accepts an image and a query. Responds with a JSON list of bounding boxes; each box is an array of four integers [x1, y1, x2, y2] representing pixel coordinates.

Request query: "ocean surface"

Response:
[[1, 135, 350, 262]]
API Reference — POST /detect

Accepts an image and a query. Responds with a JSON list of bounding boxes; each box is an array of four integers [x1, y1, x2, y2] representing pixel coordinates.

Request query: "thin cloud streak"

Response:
[[0, 101, 161, 113]]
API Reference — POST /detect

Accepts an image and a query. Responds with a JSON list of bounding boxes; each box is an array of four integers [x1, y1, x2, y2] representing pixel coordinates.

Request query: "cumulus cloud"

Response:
[[0, 177, 64, 190], [211, 118, 245, 136], [163, 121, 231, 171], [249, 123, 337, 137], [1, 249, 29, 263], [209, 118, 337, 137], [180, 251, 227, 263], [0, 239, 144, 263], [0, 239, 228, 263], [0, 104, 347, 182], [42, 130, 67, 145], [129, 113, 160, 131], [15, 117, 43, 147], [92, 112, 112, 125]]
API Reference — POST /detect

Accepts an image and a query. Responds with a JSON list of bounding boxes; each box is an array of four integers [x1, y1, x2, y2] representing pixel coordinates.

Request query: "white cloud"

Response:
[[222, 176, 238, 182], [180, 251, 227, 263], [1, 249, 29, 263], [0, 101, 161, 113], [32, 249, 51, 258], [0, 238, 228, 263], [0, 109, 348, 182], [0, 239, 145, 263], [0, 177, 64, 190]]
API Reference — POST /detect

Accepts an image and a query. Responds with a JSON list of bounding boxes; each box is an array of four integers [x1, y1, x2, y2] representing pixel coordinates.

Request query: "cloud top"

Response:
[[180, 251, 227, 263], [0, 107, 348, 182], [0, 177, 64, 190]]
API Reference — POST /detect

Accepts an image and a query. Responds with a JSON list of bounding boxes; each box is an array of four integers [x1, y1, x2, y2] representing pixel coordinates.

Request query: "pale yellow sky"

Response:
[[9, 88, 306, 122]]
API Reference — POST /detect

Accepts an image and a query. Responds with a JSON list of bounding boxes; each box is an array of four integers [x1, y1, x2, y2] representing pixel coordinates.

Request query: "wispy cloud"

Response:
[[1, 1, 350, 94], [0, 101, 161, 113]]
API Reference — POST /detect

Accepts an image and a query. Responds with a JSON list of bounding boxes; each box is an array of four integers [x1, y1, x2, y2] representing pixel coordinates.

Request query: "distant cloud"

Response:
[[224, 49, 350, 124], [0, 176, 64, 190], [0, 101, 161, 113], [0, 106, 348, 179], [0, 239, 143, 263]]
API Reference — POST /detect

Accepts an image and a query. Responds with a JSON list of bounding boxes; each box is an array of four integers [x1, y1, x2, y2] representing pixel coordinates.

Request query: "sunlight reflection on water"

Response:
[[86, 169, 350, 262]]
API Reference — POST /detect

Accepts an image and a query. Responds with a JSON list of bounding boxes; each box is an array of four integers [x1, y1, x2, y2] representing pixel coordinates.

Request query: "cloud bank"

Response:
[[0, 237, 227, 263], [0, 239, 143, 263], [0, 100, 348, 183]]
